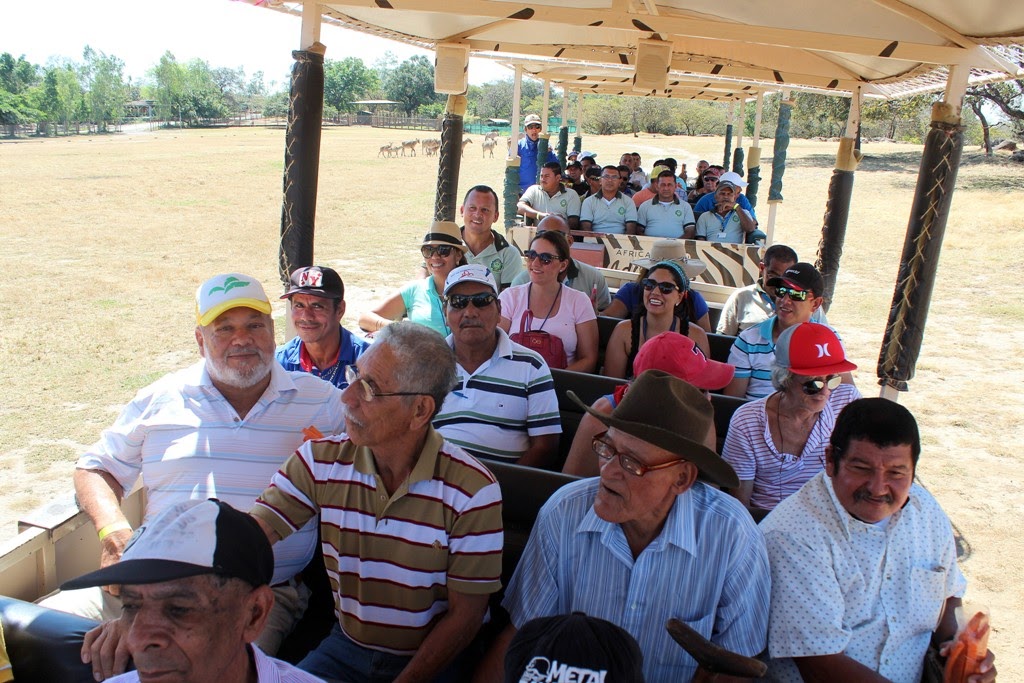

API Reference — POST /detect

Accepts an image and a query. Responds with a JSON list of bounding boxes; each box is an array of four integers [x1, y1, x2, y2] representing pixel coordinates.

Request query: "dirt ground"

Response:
[[1, 126, 1021, 674]]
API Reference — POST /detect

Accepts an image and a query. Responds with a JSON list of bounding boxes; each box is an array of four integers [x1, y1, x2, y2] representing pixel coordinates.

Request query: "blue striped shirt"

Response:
[[728, 317, 846, 400], [503, 478, 770, 682], [434, 329, 560, 462]]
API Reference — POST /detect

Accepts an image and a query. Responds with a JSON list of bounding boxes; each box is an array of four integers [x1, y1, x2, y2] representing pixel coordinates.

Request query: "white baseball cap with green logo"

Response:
[[195, 273, 272, 326]]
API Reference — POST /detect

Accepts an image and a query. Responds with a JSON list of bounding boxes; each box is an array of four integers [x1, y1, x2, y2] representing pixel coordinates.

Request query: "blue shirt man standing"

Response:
[[517, 113, 558, 194]]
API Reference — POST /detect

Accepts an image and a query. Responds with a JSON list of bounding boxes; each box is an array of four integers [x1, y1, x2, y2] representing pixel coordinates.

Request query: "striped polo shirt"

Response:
[[728, 317, 846, 399], [252, 428, 503, 654], [434, 329, 561, 462]]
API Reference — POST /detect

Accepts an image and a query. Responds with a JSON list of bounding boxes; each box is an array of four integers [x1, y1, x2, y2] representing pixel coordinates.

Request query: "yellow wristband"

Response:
[[98, 521, 132, 541]]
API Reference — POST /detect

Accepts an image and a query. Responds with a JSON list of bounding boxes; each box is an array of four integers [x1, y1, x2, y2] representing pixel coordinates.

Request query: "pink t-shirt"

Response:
[[499, 283, 597, 365]]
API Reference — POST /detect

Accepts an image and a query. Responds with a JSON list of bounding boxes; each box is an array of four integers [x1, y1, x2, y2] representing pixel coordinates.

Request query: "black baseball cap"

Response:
[[282, 266, 344, 300], [765, 262, 824, 295]]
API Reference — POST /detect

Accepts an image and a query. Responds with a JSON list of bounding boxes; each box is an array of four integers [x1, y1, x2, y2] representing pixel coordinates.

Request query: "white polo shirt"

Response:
[[77, 361, 346, 583]]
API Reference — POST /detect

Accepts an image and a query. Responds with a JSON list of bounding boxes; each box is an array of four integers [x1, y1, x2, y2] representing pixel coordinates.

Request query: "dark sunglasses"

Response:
[[421, 245, 457, 259], [775, 286, 809, 302], [801, 375, 842, 395], [525, 250, 561, 265], [445, 293, 497, 310], [641, 278, 680, 294]]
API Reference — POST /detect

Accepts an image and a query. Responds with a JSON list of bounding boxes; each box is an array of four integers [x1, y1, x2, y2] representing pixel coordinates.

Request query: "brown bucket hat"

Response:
[[568, 369, 739, 488]]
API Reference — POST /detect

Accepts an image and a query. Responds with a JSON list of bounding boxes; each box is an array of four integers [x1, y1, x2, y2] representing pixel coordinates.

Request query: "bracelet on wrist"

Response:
[[98, 521, 132, 541]]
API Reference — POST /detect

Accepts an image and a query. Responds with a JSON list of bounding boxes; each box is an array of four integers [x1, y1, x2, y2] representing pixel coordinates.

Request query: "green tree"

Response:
[[41, 63, 83, 133], [788, 93, 849, 138], [262, 89, 290, 118], [0, 52, 42, 135], [150, 52, 189, 125], [212, 66, 246, 113], [475, 78, 543, 121], [968, 78, 1024, 140], [323, 57, 379, 113], [185, 59, 230, 121], [82, 46, 128, 132], [245, 71, 267, 116], [675, 100, 727, 136], [384, 55, 441, 115], [0, 53, 39, 95], [583, 95, 629, 135], [862, 94, 933, 141]]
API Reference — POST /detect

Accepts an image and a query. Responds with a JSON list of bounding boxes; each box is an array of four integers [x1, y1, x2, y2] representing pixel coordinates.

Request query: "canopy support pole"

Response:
[[536, 79, 551, 185], [766, 90, 793, 246], [877, 65, 968, 400], [434, 95, 466, 222], [573, 92, 584, 154], [279, 3, 324, 339], [746, 91, 764, 208], [815, 87, 862, 313], [723, 101, 735, 169], [558, 87, 569, 168], [733, 99, 746, 175], [504, 65, 524, 229]]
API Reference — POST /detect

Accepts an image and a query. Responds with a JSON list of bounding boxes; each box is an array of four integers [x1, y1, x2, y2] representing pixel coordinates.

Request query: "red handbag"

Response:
[[510, 286, 568, 369]]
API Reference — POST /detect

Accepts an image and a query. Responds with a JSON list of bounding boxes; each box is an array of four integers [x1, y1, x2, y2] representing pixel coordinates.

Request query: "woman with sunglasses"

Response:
[[601, 243, 712, 332], [722, 322, 860, 513], [498, 231, 599, 372], [358, 221, 467, 337], [602, 261, 710, 379], [563, 331, 734, 477]]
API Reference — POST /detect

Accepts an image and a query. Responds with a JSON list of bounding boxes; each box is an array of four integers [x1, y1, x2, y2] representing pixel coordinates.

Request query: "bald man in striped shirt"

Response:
[[253, 322, 503, 683]]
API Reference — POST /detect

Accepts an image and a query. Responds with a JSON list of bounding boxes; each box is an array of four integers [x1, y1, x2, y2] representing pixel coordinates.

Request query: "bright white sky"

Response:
[[0, 0, 513, 90]]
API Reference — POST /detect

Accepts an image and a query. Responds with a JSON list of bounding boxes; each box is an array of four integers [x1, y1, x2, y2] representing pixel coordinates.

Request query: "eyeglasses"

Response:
[[525, 250, 562, 265], [592, 433, 687, 477], [600, 174, 619, 180], [641, 278, 680, 294], [775, 286, 809, 302], [344, 366, 430, 402], [445, 293, 497, 310], [421, 245, 457, 259], [801, 375, 842, 395]]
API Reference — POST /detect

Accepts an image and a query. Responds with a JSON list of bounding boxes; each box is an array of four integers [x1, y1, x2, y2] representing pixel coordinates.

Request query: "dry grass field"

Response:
[[2, 125, 1022, 673]]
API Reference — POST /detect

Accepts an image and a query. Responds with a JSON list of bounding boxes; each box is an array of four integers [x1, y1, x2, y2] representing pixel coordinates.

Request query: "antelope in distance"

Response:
[[400, 138, 420, 156]]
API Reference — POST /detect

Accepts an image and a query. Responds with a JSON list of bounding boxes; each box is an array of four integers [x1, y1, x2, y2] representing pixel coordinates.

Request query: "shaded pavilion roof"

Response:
[[237, 0, 1023, 100]]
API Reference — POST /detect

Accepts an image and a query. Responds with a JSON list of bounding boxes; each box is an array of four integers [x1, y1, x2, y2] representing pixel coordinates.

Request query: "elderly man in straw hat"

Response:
[[602, 240, 712, 331], [478, 370, 770, 683]]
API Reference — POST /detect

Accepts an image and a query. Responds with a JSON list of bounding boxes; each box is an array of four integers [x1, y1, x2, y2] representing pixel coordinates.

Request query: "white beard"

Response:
[[205, 349, 273, 390]]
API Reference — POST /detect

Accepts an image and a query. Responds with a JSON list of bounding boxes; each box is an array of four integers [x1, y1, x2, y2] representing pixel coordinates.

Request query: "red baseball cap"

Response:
[[634, 332, 734, 391], [774, 323, 857, 376]]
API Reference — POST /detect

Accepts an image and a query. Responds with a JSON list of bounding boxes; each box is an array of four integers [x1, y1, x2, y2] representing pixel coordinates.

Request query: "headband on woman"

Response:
[[653, 261, 689, 290]]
